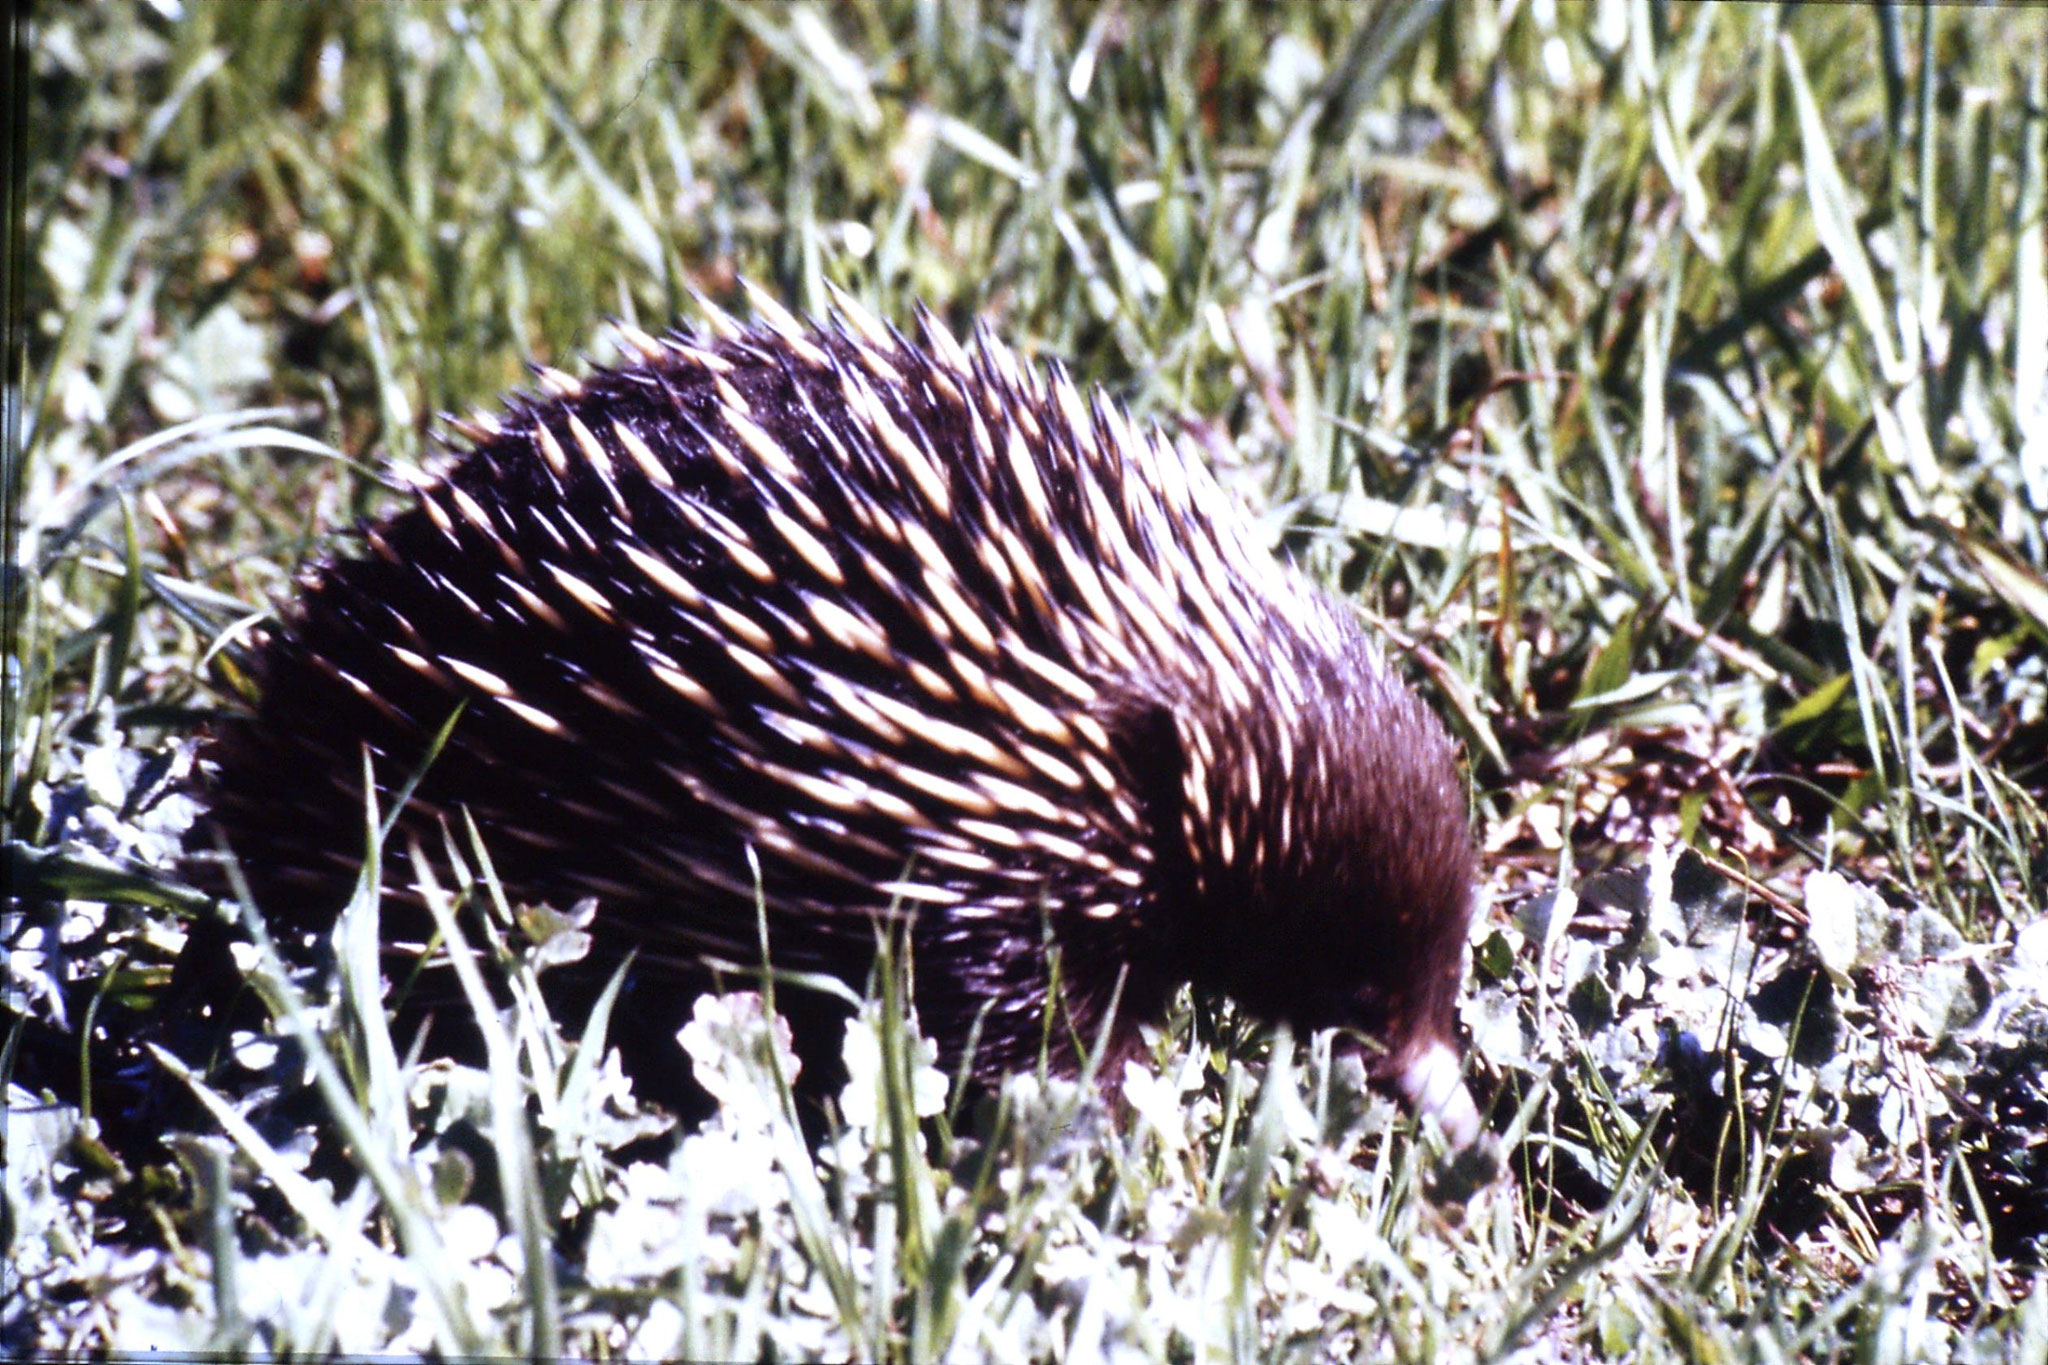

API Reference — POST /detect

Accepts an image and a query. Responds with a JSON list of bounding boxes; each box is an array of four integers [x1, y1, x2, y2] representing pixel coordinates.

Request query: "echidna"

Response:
[[197, 286, 1482, 1143]]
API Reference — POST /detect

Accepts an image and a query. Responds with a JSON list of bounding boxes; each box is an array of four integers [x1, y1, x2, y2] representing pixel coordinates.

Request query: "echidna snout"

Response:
[[195, 288, 1484, 1142]]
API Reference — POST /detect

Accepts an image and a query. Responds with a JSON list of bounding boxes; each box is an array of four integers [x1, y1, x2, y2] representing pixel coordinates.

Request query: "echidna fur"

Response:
[[196, 285, 1482, 1144]]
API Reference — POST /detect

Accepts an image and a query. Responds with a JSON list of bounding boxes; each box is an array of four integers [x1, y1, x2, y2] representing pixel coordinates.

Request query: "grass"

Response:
[[6, 0, 2048, 1359]]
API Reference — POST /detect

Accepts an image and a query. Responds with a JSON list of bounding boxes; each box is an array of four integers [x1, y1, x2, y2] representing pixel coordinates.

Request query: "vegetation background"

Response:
[[6, 0, 2047, 1358]]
